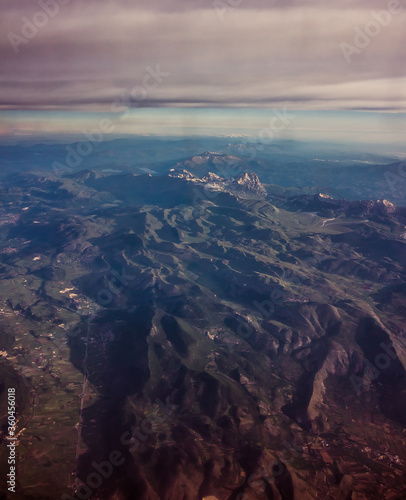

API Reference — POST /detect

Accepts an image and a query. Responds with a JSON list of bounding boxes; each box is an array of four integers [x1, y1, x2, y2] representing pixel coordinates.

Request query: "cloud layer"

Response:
[[1, 0, 406, 112]]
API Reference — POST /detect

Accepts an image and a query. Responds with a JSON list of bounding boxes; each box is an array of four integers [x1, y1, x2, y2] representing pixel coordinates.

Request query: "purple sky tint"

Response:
[[0, 0, 405, 113]]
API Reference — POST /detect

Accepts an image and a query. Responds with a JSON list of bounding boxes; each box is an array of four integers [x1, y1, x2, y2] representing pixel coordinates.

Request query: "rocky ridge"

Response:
[[169, 169, 267, 199]]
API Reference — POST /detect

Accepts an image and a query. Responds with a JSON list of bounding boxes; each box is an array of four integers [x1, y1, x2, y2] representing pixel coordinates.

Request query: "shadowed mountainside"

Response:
[[0, 168, 405, 499]]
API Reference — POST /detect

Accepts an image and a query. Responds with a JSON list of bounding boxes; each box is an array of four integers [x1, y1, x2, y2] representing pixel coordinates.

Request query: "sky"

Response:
[[1, 0, 405, 143]]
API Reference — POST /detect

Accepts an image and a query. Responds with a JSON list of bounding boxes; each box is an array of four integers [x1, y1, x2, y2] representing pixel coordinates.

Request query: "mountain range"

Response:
[[0, 147, 405, 499]]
